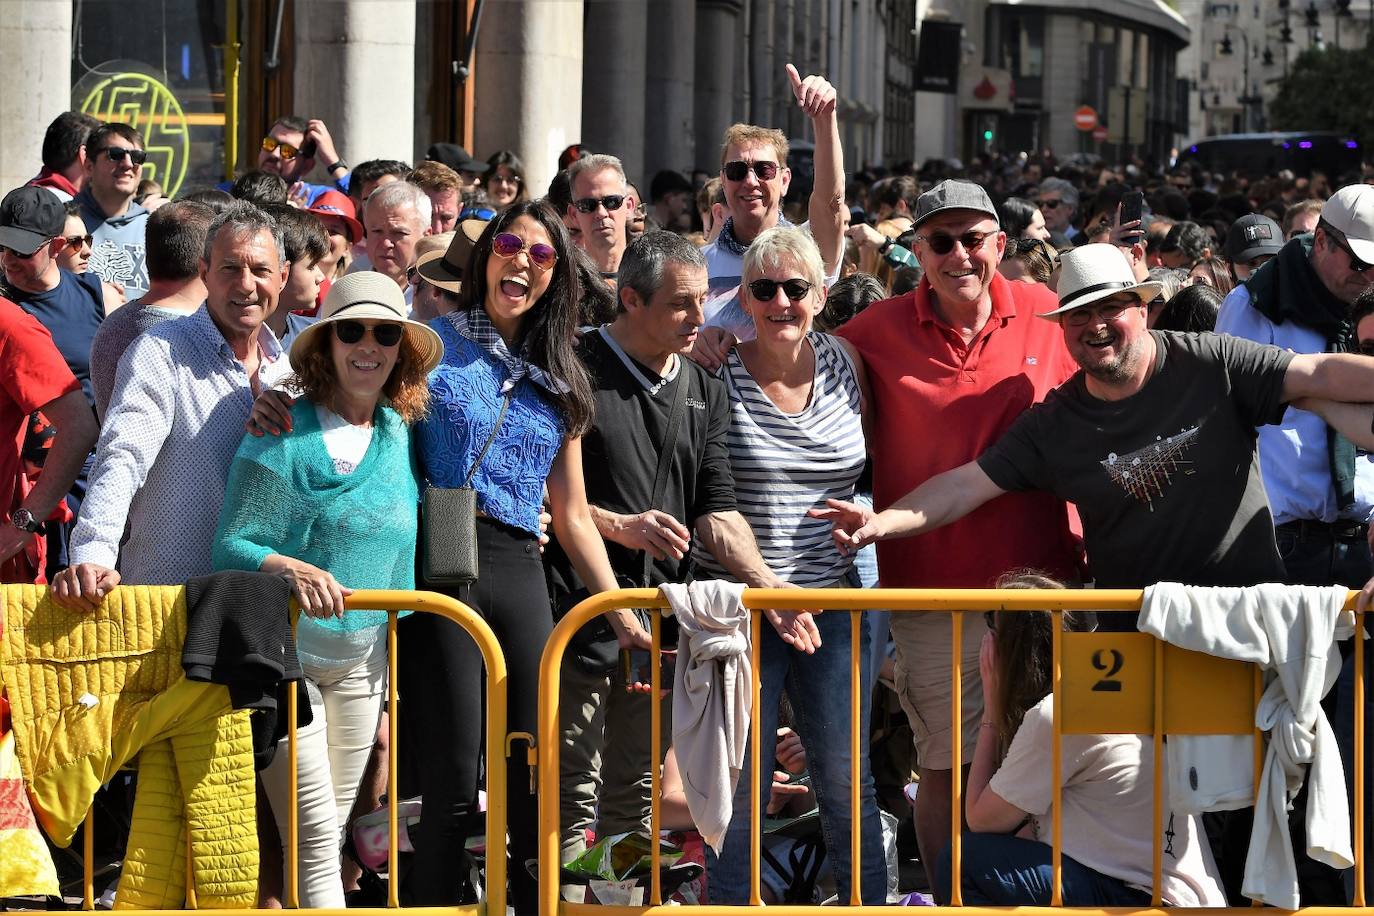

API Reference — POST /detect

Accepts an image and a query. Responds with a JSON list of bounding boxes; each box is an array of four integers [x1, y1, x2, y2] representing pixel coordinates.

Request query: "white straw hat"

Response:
[[289, 271, 444, 373], [1039, 243, 1162, 319]]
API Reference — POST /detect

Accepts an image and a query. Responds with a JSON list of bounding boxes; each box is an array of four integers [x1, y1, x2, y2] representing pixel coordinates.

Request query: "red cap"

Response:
[[307, 189, 364, 242]]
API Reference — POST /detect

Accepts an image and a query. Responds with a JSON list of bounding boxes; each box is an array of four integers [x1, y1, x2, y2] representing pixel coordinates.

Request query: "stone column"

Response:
[[694, 0, 743, 172], [644, 0, 696, 178], [749, 0, 775, 127], [582, 0, 647, 183], [472, 0, 583, 196], [0, 1, 72, 194], [293, 1, 417, 165]]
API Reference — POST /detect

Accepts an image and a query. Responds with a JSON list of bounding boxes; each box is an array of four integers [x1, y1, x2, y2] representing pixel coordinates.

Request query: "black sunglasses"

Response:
[[723, 160, 780, 182], [98, 146, 148, 166], [333, 320, 404, 347], [572, 195, 626, 214], [1040, 198, 1065, 211], [917, 230, 992, 256], [64, 234, 94, 248], [1327, 227, 1373, 273], [747, 278, 812, 302]]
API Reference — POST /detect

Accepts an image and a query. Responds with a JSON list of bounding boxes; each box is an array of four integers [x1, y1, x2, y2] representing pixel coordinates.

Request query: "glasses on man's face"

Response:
[[1040, 198, 1064, 211], [99, 146, 148, 166], [918, 230, 992, 256], [333, 320, 404, 348], [747, 277, 812, 302], [1063, 299, 1139, 327], [1327, 228, 1373, 274], [572, 195, 626, 214], [65, 234, 94, 249], [459, 206, 497, 221], [0, 243, 46, 259], [722, 160, 780, 182], [261, 135, 301, 160]]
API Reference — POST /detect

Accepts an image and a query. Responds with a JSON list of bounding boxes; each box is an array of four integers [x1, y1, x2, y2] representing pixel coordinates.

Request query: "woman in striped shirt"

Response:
[[696, 225, 887, 903]]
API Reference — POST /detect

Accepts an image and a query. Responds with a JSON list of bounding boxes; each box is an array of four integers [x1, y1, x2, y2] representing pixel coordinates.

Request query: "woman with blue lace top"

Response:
[[212, 271, 443, 907], [403, 200, 628, 912]]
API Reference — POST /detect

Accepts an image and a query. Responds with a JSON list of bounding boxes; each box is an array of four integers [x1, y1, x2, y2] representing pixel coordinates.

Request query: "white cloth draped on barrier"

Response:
[[661, 581, 751, 854], [1139, 582, 1354, 910]]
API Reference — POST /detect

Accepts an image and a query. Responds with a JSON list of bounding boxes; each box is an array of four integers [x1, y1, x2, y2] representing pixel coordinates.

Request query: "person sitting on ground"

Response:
[[211, 271, 442, 908], [936, 570, 1225, 907]]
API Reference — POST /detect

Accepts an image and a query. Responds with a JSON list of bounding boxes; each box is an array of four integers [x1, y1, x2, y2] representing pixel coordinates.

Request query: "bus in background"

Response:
[[1178, 131, 1360, 178]]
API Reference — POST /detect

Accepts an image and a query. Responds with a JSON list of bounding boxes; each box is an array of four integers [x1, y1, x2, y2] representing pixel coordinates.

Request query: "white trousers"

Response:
[[261, 637, 387, 908]]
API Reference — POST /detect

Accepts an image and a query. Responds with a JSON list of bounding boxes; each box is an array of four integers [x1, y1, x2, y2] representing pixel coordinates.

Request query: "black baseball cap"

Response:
[[1224, 214, 1284, 263], [0, 186, 66, 256]]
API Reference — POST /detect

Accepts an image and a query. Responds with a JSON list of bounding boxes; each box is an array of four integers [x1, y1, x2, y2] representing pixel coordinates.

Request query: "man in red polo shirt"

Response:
[[838, 179, 1080, 890]]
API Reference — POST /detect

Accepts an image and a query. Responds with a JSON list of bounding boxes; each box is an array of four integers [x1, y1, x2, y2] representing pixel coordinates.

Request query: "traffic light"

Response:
[[982, 129, 994, 141], [1305, 3, 1319, 27]]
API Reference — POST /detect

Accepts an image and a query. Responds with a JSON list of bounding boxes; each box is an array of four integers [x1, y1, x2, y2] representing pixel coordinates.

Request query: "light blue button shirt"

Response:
[[1215, 283, 1374, 526], [71, 305, 292, 584]]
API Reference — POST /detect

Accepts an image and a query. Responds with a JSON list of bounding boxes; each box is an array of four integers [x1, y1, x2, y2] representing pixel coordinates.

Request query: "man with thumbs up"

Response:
[[691, 63, 845, 368]]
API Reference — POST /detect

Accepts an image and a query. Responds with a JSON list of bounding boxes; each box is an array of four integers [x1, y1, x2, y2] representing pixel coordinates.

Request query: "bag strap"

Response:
[[461, 390, 513, 487], [641, 359, 690, 585]]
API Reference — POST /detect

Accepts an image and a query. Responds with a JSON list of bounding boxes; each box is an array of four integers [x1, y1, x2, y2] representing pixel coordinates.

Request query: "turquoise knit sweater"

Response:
[[212, 398, 419, 667]]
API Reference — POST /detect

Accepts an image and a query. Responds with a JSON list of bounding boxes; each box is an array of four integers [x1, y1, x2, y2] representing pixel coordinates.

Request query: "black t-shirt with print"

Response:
[[979, 330, 1293, 592]]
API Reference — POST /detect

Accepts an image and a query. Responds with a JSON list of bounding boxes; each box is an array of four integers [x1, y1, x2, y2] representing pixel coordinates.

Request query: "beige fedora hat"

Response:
[[290, 271, 444, 373], [1039, 243, 1162, 319]]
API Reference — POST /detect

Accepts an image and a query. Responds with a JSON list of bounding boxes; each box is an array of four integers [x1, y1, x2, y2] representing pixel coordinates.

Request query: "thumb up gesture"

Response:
[[786, 63, 837, 119]]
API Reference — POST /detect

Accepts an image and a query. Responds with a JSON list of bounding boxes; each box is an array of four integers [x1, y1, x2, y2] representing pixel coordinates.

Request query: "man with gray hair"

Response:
[[1038, 176, 1081, 247], [360, 180, 431, 304], [566, 153, 635, 280], [547, 229, 810, 876], [53, 201, 293, 605]]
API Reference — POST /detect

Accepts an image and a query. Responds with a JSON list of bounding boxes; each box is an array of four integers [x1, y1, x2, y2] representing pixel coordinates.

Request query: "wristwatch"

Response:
[[878, 236, 894, 254], [325, 159, 349, 174], [11, 508, 43, 534]]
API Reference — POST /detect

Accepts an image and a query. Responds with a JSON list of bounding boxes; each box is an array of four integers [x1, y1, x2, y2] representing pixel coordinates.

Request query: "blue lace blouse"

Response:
[[417, 317, 566, 534]]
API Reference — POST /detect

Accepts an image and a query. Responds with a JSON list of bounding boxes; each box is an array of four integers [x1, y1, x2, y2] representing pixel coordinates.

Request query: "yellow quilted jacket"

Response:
[[0, 585, 258, 908]]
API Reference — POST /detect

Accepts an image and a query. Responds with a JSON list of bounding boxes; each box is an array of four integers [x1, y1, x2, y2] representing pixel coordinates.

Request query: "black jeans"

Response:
[[399, 517, 550, 914]]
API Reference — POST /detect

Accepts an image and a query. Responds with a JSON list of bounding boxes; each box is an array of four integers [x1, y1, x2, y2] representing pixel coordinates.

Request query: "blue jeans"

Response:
[[705, 603, 887, 903], [935, 833, 1153, 906]]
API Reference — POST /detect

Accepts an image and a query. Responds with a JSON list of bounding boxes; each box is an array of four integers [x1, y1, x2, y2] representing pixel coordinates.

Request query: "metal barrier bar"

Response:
[[1358, 609, 1367, 906], [849, 609, 862, 908], [540, 586, 1367, 916], [649, 611, 663, 906], [749, 610, 764, 906], [950, 610, 964, 907]]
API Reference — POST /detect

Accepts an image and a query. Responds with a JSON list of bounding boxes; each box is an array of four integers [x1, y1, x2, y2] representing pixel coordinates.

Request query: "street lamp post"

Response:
[[1220, 29, 1252, 132]]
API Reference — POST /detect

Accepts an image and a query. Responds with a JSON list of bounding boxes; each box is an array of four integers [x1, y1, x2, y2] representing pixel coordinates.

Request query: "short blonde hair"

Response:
[[741, 225, 824, 292], [719, 123, 789, 167]]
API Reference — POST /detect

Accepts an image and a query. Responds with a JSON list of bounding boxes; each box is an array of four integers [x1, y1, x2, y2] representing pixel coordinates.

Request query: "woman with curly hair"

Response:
[[212, 271, 443, 907], [483, 149, 529, 209]]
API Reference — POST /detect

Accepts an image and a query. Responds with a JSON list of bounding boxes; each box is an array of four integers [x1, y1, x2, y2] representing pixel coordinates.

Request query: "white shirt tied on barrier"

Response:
[[661, 580, 751, 853], [1140, 582, 1355, 910]]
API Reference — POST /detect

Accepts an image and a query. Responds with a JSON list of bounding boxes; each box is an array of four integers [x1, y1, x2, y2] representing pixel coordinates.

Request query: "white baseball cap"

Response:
[[1322, 184, 1374, 264]]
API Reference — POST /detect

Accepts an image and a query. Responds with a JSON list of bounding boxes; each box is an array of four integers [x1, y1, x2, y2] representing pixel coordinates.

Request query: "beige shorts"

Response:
[[889, 611, 987, 771]]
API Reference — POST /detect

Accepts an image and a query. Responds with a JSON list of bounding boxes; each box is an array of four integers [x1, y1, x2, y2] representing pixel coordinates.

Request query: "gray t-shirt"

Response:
[[89, 299, 190, 421], [978, 330, 1293, 592]]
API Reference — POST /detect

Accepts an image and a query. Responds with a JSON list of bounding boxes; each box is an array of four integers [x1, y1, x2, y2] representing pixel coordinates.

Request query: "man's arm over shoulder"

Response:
[[69, 332, 179, 567], [690, 367, 737, 521]]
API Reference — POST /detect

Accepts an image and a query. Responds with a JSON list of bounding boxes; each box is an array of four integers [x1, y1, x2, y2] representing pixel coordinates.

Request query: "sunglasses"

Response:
[[65, 234, 94, 249], [1040, 198, 1065, 211], [333, 320, 404, 348], [0, 245, 43, 259], [747, 277, 813, 302], [460, 206, 497, 221], [260, 135, 302, 160], [1328, 228, 1373, 273], [1063, 299, 1138, 327], [572, 195, 626, 214], [98, 147, 148, 166], [918, 230, 992, 256], [491, 232, 557, 271], [723, 160, 780, 182]]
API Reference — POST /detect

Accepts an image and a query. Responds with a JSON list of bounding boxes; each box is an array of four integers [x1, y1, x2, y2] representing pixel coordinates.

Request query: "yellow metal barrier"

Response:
[[5, 587, 507, 915], [538, 587, 1366, 915]]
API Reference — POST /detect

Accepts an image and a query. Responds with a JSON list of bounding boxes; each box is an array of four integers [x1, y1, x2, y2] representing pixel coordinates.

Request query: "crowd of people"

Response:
[[3, 59, 1374, 913]]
